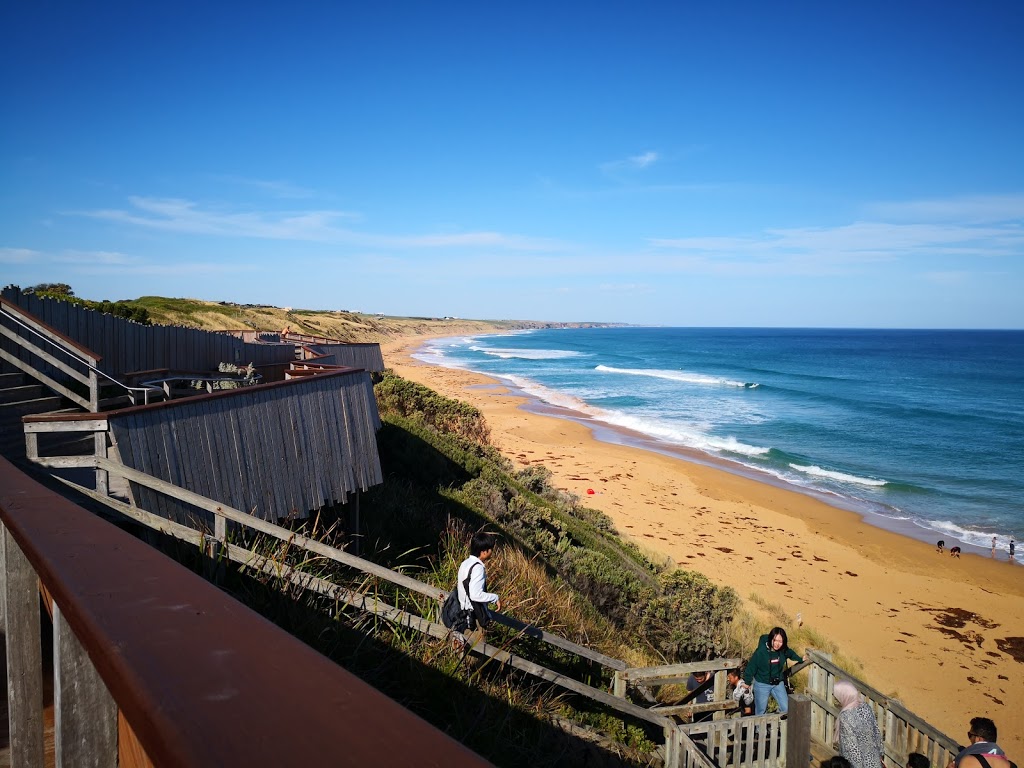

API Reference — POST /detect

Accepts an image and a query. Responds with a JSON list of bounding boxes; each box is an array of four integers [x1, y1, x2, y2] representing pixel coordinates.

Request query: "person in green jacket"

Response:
[[743, 627, 807, 714]]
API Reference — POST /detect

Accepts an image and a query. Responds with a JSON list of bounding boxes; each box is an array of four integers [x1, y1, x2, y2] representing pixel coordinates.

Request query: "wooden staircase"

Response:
[[0, 362, 87, 461]]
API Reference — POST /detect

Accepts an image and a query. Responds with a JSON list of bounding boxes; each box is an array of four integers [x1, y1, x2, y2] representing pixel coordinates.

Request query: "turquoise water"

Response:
[[415, 327, 1024, 556]]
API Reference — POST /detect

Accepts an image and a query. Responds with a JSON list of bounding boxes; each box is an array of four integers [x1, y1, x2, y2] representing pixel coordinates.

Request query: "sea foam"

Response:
[[472, 346, 585, 360], [595, 365, 756, 388], [789, 464, 887, 487]]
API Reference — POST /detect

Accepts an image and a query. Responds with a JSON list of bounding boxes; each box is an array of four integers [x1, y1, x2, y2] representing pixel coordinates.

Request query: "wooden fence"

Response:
[[0, 457, 489, 767], [24, 369, 383, 526], [300, 342, 385, 372], [1, 286, 295, 378], [801, 651, 960, 768]]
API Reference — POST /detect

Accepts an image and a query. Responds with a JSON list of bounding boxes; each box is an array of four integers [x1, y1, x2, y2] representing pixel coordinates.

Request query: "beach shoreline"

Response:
[[381, 331, 1023, 755]]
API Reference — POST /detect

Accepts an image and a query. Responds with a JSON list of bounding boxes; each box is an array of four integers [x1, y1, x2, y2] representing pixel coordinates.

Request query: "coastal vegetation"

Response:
[[25, 282, 151, 324]]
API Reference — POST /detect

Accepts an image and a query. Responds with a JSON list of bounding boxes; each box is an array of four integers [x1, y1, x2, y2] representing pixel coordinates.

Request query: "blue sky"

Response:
[[2, 2, 1022, 328]]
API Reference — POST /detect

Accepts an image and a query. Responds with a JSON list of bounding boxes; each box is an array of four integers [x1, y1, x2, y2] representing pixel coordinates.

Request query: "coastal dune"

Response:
[[382, 336, 1024, 757]]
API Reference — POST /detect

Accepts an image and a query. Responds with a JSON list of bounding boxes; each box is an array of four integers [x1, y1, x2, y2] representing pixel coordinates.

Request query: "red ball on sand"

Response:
[[586, 489, 595, 495]]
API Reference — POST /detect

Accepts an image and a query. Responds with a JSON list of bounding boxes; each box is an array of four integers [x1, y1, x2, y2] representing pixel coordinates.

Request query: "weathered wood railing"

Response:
[[33, 447, 743, 766], [1, 295, 103, 411], [1, 297, 161, 413], [0, 457, 488, 767], [681, 704, 806, 768], [799, 651, 959, 768]]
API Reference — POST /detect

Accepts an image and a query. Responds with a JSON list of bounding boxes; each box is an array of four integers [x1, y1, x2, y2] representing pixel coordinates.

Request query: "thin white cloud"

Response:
[[0, 246, 253, 278], [209, 175, 319, 199], [0, 247, 39, 264], [631, 151, 659, 168], [75, 262, 259, 277], [600, 150, 660, 175], [54, 250, 139, 265], [922, 271, 970, 284], [865, 195, 1024, 224], [649, 200, 1024, 275], [72, 196, 562, 251]]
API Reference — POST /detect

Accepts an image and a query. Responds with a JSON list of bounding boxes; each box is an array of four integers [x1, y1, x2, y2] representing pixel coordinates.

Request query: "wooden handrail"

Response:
[[20, 366, 366, 422], [806, 650, 957, 748], [88, 455, 626, 672], [0, 458, 489, 767], [0, 296, 102, 364]]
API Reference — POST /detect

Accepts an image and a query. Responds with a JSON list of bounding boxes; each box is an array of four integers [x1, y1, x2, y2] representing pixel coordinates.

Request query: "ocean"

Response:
[[414, 327, 1024, 559]]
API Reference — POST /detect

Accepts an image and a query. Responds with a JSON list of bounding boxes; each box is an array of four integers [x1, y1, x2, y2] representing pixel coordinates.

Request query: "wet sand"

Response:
[[382, 335, 1024, 755]]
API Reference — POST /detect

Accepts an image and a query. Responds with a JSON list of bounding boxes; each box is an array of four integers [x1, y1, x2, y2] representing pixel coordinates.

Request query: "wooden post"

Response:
[[88, 369, 100, 412], [713, 668, 727, 721], [786, 694, 811, 768], [612, 670, 627, 698], [94, 429, 108, 497], [664, 725, 680, 768], [54, 602, 118, 767], [0, 521, 5, 634], [353, 490, 361, 557], [3, 523, 45, 768]]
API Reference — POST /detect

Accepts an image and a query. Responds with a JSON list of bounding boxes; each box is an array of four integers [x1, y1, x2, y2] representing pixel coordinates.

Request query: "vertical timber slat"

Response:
[[54, 602, 118, 767], [3, 523, 45, 768]]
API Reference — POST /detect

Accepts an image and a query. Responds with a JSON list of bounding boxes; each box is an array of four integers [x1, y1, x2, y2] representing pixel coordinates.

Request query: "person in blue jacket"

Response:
[[742, 627, 807, 714]]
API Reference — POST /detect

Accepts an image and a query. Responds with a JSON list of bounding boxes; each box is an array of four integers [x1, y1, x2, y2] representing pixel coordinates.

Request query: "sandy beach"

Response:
[[382, 334, 1024, 756]]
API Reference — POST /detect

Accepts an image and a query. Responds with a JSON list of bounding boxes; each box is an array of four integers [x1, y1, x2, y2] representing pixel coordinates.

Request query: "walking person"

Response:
[[742, 627, 807, 715], [833, 680, 883, 768], [455, 532, 501, 649]]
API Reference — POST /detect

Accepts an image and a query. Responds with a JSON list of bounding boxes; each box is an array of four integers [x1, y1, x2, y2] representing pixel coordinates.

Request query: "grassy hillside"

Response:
[[130, 295, 615, 341]]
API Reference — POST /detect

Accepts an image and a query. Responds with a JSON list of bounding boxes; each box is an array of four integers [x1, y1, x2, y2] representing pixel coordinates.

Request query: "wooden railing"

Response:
[[0, 297, 161, 413], [0, 457, 489, 767], [34, 446, 731, 763], [800, 651, 959, 768], [1, 296, 102, 411]]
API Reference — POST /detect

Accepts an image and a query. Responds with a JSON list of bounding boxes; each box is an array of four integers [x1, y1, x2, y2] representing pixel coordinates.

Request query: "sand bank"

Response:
[[381, 335, 1023, 756]]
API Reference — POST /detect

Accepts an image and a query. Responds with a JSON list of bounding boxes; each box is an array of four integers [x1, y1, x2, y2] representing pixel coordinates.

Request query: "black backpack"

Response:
[[440, 562, 490, 632]]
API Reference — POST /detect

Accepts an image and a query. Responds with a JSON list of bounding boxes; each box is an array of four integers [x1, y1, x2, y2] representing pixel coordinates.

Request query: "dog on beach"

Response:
[[936, 540, 945, 553], [949, 546, 961, 558]]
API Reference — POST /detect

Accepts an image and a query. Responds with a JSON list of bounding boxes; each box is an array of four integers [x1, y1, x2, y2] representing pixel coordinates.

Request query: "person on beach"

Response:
[[936, 540, 945, 553], [908, 754, 930, 768], [1010, 539, 1016, 559], [743, 627, 807, 715], [992, 537, 997, 556], [728, 667, 754, 716], [833, 680, 884, 768], [454, 532, 501, 649], [950, 546, 962, 558], [949, 717, 1011, 768]]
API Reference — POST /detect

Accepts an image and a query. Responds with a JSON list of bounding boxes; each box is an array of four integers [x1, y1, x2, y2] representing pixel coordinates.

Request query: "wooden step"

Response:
[[0, 372, 25, 388], [0, 396, 64, 419], [0, 384, 45, 404]]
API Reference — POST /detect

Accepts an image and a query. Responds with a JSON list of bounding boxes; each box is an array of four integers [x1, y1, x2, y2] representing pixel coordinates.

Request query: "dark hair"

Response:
[[767, 627, 789, 650], [728, 667, 742, 678], [969, 717, 997, 742], [822, 757, 852, 768], [470, 531, 497, 557], [907, 753, 930, 768]]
